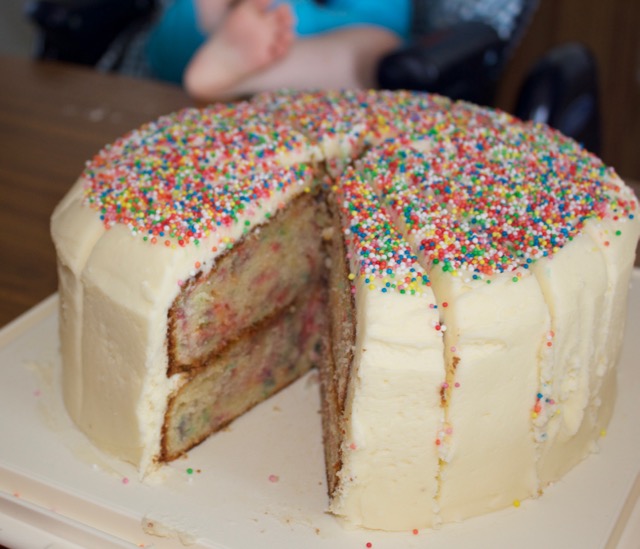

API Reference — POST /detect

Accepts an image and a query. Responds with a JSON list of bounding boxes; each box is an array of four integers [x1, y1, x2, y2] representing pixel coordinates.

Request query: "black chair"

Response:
[[514, 43, 601, 154], [377, 21, 505, 107], [25, 0, 156, 69]]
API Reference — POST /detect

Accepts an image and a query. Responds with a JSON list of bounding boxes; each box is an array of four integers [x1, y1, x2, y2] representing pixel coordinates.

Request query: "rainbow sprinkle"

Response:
[[352, 100, 635, 279]]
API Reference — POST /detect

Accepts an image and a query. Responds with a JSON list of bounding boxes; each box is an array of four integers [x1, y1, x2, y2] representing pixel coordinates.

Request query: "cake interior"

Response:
[[162, 189, 329, 461], [168, 191, 326, 375], [320, 193, 356, 495]]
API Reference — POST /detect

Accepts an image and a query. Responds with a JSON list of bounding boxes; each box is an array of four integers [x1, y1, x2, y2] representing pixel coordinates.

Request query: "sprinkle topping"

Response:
[[337, 167, 432, 295], [83, 103, 311, 246], [81, 91, 637, 284], [354, 101, 636, 278]]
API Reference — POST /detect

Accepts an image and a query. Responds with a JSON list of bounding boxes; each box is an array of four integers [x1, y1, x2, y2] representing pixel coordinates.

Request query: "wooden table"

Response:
[[0, 55, 193, 327], [0, 55, 639, 328]]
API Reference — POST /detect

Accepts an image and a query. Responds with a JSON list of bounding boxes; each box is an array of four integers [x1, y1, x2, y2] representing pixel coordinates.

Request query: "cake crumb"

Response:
[[142, 516, 197, 545], [322, 227, 335, 240]]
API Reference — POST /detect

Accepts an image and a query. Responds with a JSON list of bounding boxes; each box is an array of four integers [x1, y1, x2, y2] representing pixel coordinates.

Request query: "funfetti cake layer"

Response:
[[51, 89, 640, 532]]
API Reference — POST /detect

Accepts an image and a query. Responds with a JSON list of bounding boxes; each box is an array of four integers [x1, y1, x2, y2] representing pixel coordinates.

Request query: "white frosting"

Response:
[[325, 114, 640, 529], [432, 267, 545, 522], [329, 271, 445, 530], [531, 228, 609, 483]]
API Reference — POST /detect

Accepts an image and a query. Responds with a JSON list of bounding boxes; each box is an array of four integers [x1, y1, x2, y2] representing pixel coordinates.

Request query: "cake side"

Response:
[[532, 173, 640, 483], [342, 101, 640, 527], [362, 140, 545, 521], [320, 189, 355, 497], [51, 178, 114, 422]]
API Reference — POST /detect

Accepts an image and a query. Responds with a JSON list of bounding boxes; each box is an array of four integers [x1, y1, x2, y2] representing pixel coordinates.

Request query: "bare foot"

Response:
[[184, 0, 294, 101]]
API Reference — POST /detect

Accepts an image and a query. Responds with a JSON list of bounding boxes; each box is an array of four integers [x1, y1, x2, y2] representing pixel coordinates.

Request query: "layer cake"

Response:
[[51, 90, 640, 531]]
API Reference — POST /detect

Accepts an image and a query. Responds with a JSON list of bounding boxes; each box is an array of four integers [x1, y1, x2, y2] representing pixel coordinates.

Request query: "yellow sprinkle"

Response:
[[368, 284, 376, 291], [600, 429, 607, 437], [531, 412, 538, 419], [513, 500, 521, 508], [348, 273, 356, 280]]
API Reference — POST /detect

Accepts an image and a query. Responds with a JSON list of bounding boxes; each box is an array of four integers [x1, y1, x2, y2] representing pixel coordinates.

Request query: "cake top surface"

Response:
[[78, 90, 638, 280], [253, 89, 456, 146], [350, 102, 636, 278]]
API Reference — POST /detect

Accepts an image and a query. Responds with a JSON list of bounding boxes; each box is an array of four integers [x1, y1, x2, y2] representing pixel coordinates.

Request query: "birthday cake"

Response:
[[51, 90, 640, 531]]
